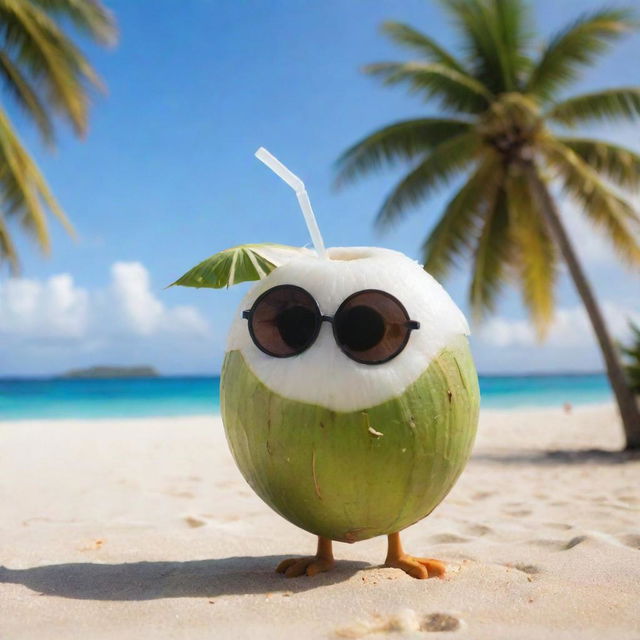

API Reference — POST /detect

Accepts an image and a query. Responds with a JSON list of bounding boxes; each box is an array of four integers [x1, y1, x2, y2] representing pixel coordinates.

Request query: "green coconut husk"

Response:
[[221, 334, 479, 543]]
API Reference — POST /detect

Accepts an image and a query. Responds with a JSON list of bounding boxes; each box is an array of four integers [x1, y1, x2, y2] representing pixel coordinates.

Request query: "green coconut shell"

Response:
[[220, 335, 479, 542]]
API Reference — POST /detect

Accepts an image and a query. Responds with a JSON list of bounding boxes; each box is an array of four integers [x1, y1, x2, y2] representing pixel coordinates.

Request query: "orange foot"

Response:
[[276, 536, 334, 578], [384, 532, 445, 580], [276, 555, 335, 577], [385, 554, 445, 579]]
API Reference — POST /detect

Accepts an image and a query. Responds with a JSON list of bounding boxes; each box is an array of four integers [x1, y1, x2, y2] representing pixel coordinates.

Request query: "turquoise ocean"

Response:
[[0, 373, 612, 420]]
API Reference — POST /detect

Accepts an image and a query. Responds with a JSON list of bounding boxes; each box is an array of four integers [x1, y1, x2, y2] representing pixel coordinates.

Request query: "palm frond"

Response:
[[507, 170, 557, 334], [0, 212, 19, 273], [364, 61, 492, 113], [543, 140, 640, 265], [380, 21, 469, 74], [546, 87, 640, 126], [422, 153, 502, 278], [491, 0, 533, 89], [620, 322, 640, 359], [0, 1, 105, 135], [335, 117, 472, 188], [526, 8, 636, 100], [0, 51, 53, 144], [0, 106, 73, 254], [469, 184, 512, 318], [620, 321, 640, 393], [0, 0, 115, 270], [375, 131, 480, 228], [439, 0, 532, 93], [27, 0, 117, 46], [556, 136, 640, 191]]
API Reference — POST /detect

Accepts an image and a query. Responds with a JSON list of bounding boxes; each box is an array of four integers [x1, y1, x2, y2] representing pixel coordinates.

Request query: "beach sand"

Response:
[[1, 405, 638, 639]]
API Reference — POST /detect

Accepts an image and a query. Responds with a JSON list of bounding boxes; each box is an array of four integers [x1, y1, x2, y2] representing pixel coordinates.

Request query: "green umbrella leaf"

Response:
[[169, 243, 313, 289]]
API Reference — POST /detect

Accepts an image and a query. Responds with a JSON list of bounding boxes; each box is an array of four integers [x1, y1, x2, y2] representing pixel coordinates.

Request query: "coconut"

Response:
[[219, 246, 479, 542], [171, 149, 479, 547]]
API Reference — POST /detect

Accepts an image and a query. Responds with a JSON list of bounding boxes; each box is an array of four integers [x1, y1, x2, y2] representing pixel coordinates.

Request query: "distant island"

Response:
[[60, 366, 160, 379]]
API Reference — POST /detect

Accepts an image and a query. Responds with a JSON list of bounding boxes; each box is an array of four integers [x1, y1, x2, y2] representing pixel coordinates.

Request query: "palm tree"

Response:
[[0, 0, 116, 272], [336, 0, 640, 449]]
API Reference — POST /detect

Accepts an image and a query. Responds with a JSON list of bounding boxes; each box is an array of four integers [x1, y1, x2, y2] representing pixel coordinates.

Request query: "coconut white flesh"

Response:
[[226, 246, 470, 412]]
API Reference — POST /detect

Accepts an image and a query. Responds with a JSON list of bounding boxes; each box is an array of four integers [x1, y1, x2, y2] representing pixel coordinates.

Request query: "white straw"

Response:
[[255, 147, 327, 258]]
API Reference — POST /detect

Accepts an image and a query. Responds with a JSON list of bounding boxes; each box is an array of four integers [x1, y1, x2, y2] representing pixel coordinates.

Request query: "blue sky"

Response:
[[1, 0, 639, 376]]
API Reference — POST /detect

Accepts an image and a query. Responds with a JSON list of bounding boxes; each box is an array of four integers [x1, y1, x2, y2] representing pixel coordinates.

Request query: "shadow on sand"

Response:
[[0, 555, 370, 601], [473, 448, 640, 466]]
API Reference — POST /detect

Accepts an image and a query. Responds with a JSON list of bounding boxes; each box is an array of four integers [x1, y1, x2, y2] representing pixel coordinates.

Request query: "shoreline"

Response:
[[0, 400, 617, 424]]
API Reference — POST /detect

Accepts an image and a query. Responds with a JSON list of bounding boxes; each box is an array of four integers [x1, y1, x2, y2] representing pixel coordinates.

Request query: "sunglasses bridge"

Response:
[[242, 310, 419, 331]]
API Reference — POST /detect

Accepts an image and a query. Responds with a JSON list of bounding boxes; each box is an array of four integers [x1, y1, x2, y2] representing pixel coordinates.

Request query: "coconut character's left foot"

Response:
[[276, 536, 335, 578], [384, 532, 445, 579]]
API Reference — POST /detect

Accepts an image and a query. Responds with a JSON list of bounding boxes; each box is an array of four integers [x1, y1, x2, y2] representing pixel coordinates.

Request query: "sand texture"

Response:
[[1, 405, 639, 639]]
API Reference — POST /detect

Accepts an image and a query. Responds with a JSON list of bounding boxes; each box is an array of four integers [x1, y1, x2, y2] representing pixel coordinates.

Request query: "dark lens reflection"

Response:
[[249, 285, 320, 357], [335, 305, 385, 352], [277, 305, 317, 350], [334, 290, 412, 364]]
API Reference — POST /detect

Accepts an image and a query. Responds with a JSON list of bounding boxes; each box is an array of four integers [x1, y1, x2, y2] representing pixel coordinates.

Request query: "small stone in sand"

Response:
[[336, 609, 462, 637], [421, 613, 460, 632], [80, 538, 105, 551], [184, 516, 206, 528]]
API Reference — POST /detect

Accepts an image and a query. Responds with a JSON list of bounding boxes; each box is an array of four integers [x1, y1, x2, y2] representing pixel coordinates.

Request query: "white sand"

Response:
[[1, 405, 638, 639]]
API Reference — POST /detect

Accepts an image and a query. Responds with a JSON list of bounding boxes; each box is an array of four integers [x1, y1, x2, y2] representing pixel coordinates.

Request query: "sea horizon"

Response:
[[0, 371, 613, 421]]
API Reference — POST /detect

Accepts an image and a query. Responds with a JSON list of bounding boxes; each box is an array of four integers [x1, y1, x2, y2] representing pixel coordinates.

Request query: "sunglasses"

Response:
[[242, 285, 420, 365]]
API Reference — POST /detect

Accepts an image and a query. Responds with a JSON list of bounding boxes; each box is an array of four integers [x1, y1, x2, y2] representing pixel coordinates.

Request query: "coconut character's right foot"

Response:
[[276, 536, 335, 578], [384, 532, 446, 579]]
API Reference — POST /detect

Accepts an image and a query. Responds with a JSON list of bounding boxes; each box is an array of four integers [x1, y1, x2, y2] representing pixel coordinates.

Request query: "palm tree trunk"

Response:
[[526, 162, 640, 450]]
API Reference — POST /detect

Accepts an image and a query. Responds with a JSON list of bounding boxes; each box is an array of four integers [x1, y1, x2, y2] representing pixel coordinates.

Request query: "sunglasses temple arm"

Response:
[[242, 310, 250, 320]]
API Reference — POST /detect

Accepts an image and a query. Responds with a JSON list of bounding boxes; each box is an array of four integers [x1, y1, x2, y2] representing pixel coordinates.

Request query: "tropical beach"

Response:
[[1, 403, 639, 639], [1, 0, 640, 638]]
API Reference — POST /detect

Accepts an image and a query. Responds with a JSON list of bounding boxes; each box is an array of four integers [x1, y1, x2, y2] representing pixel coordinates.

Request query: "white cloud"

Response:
[[470, 301, 640, 374], [0, 262, 214, 375], [0, 274, 89, 339], [477, 302, 640, 349], [108, 262, 164, 335], [161, 305, 210, 336], [0, 261, 210, 343]]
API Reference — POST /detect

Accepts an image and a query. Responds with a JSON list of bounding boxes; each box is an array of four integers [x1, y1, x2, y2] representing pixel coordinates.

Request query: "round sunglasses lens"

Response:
[[249, 286, 320, 357], [334, 290, 412, 364]]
